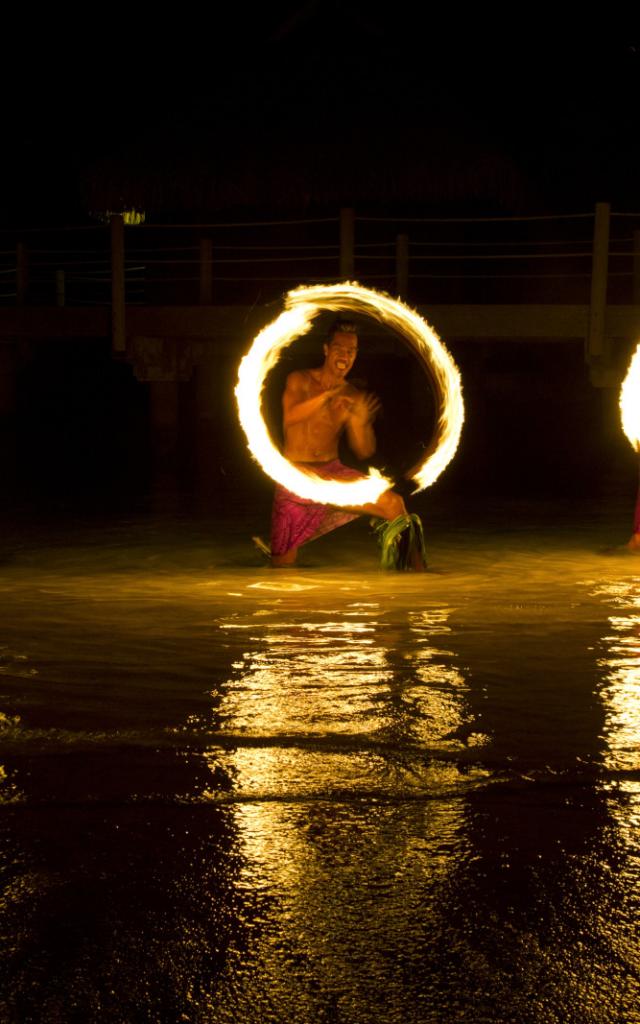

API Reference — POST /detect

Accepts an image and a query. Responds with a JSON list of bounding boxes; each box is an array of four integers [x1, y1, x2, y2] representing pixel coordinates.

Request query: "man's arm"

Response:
[[345, 391, 380, 459], [282, 371, 343, 429]]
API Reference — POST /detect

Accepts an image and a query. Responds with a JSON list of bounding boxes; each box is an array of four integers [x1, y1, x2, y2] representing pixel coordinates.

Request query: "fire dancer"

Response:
[[259, 319, 427, 569]]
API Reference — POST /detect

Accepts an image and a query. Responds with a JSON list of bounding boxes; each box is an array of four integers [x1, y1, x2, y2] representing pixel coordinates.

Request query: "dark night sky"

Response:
[[2, 12, 639, 508], [2, 13, 639, 219]]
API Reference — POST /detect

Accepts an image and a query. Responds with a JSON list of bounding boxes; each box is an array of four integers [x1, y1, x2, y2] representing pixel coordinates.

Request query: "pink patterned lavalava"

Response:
[[270, 460, 365, 556]]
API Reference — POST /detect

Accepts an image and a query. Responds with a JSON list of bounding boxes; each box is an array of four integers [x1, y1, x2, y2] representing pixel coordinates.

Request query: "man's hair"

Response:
[[326, 318, 358, 344]]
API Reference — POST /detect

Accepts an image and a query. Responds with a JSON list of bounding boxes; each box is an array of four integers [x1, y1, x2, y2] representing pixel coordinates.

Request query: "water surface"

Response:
[[1, 500, 639, 1022]]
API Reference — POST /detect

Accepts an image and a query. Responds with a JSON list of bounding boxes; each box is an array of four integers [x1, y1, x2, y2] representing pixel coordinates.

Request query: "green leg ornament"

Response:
[[372, 513, 428, 570]]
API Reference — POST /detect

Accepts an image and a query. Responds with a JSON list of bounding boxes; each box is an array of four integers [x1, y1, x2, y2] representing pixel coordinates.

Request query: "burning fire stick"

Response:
[[620, 342, 640, 549]]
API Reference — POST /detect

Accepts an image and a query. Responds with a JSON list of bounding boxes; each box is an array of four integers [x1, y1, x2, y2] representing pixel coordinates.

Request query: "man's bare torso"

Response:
[[283, 369, 358, 462]]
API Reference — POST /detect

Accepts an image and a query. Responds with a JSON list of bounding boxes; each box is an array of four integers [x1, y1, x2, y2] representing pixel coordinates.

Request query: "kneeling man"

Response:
[[268, 319, 426, 570]]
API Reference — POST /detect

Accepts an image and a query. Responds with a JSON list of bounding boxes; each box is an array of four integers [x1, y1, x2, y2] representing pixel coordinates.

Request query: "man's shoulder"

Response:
[[285, 368, 314, 389]]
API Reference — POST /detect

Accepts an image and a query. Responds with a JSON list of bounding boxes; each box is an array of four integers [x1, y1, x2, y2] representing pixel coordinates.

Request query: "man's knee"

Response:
[[380, 490, 406, 520], [272, 546, 298, 567]]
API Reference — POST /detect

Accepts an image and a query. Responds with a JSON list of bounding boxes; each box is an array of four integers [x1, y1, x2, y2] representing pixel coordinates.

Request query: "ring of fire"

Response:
[[235, 282, 465, 507], [620, 341, 640, 452]]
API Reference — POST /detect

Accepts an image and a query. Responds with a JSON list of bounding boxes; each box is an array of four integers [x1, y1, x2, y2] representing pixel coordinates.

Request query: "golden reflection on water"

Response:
[[217, 605, 389, 739], [0, 713, 25, 803], [592, 579, 640, 773], [611, 780, 640, 871], [206, 598, 490, 806], [403, 608, 477, 747], [214, 602, 488, 753], [196, 594, 490, 967], [221, 796, 468, 1019]]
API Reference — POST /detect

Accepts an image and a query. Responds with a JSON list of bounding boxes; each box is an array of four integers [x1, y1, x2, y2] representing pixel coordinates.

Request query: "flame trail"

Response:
[[620, 342, 640, 453], [235, 283, 464, 507]]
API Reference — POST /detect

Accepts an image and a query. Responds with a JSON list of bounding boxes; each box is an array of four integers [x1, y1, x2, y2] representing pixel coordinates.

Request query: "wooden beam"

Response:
[[0, 304, 597, 342]]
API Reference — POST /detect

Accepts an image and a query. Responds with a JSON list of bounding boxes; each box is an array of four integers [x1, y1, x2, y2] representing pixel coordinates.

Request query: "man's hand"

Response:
[[349, 391, 381, 425], [343, 390, 379, 459], [324, 383, 349, 403], [325, 384, 354, 416]]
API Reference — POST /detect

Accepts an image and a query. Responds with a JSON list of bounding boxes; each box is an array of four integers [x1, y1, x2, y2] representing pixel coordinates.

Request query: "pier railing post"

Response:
[[199, 238, 213, 305], [16, 243, 28, 305], [587, 201, 610, 365], [110, 214, 126, 354], [396, 233, 409, 299], [633, 229, 640, 305], [340, 208, 354, 280], [56, 270, 65, 308]]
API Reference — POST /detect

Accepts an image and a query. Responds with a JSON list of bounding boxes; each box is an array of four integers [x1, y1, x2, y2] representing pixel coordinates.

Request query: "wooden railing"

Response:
[[4, 204, 636, 312], [2, 203, 640, 384]]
